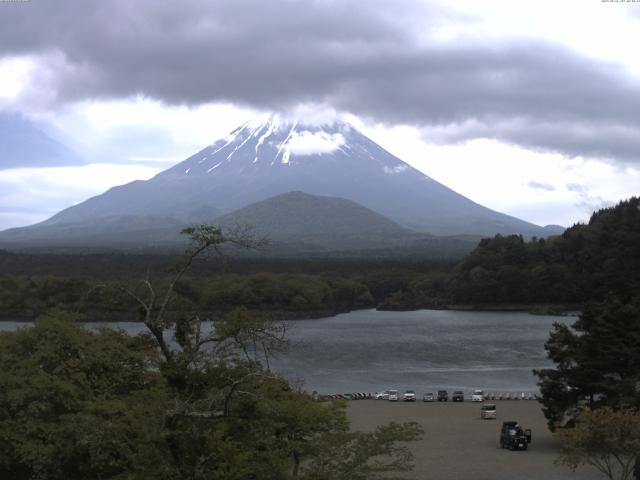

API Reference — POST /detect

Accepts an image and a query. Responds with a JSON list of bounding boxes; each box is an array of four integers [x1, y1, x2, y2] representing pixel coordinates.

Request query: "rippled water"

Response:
[[0, 309, 572, 395], [270, 309, 572, 394]]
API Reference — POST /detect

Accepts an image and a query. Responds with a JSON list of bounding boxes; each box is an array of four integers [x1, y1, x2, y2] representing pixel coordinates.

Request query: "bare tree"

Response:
[[119, 224, 268, 365], [99, 224, 288, 423]]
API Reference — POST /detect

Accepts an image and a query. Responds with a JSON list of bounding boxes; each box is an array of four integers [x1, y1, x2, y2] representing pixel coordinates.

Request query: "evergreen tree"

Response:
[[535, 295, 640, 430]]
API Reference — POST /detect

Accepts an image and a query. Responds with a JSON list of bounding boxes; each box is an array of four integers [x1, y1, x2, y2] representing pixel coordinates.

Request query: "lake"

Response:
[[0, 309, 571, 395]]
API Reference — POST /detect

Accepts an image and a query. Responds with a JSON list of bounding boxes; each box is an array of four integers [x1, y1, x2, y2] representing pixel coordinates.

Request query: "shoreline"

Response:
[[0, 303, 580, 322], [0, 307, 357, 323], [377, 303, 581, 316]]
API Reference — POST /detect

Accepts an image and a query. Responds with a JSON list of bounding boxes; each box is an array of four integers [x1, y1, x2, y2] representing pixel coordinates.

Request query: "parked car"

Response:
[[403, 390, 416, 402], [437, 390, 448, 402], [375, 390, 390, 400], [499, 421, 532, 450], [423, 392, 434, 402], [452, 391, 465, 402], [388, 389, 399, 401], [472, 389, 484, 402], [481, 403, 497, 419]]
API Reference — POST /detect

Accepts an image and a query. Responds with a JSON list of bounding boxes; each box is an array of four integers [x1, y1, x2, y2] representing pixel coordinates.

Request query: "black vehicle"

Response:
[[452, 391, 465, 402], [437, 390, 448, 402], [499, 421, 532, 451]]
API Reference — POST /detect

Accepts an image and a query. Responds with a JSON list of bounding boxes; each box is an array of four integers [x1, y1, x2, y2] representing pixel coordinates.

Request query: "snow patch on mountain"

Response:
[[254, 120, 278, 162], [207, 161, 222, 172], [384, 165, 408, 174], [273, 122, 298, 165], [285, 130, 345, 156]]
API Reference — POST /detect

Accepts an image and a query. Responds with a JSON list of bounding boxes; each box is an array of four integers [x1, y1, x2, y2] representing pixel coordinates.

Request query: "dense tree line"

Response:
[[0, 250, 456, 279], [0, 226, 423, 479], [387, 197, 640, 308], [0, 257, 450, 319], [3, 198, 638, 318], [0, 273, 376, 320], [452, 197, 640, 304]]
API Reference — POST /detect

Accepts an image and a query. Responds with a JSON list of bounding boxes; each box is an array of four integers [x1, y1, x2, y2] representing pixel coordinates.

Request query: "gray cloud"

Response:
[[566, 183, 589, 196], [565, 183, 615, 221], [527, 181, 555, 191], [1, 0, 639, 164]]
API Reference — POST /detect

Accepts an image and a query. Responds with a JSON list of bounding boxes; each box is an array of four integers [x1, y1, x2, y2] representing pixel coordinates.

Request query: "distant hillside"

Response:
[[0, 191, 478, 258], [215, 191, 411, 250], [215, 191, 480, 257], [0, 113, 84, 169], [0, 215, 189, 250], [448, 197, 640, 305]]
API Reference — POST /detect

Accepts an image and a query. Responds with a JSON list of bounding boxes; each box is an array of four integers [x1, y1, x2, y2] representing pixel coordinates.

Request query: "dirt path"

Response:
[[347, 400, 603, 480]]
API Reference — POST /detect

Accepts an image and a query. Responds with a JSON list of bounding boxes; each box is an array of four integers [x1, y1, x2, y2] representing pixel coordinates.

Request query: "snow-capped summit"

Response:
[[13, 115, 560, 239], [159, 115, 409, 178]]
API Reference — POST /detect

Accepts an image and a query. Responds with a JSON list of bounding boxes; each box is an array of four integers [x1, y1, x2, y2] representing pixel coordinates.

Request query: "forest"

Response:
[[385, 197, 640, 310], [1, 197, 638, 320], [0, 224, 424, 479], [0, 254, 453, 321]]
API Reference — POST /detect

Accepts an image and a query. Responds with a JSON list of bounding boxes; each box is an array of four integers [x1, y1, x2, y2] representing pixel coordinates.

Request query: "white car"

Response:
[[388, 389, 399, 401], [403, 390, 416, 402], [375, 390, 390, 400], [472, 389, 484, 402]]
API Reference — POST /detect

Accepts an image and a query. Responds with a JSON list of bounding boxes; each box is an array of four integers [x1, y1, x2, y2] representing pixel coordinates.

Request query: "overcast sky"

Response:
[[0, 0, 639, 230]]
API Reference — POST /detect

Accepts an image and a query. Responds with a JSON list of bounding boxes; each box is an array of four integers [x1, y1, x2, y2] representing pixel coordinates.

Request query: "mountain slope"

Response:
[[0, 215, 188, 249], [215, 191, 412, 250], [0, 113, 84, 169], [0, 190, 479, 257], [32, 116, 557, 237]]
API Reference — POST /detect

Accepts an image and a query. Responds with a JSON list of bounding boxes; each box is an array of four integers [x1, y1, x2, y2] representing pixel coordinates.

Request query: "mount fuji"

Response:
[[0, 116, 562, 252]]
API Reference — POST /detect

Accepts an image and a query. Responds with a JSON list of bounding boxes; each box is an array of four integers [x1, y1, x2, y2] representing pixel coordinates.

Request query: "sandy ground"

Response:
[[347, 399, 603, 480]]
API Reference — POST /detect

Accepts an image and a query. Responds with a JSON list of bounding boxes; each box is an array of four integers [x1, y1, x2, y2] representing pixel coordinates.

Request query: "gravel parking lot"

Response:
[[347, 399, 603, 480]]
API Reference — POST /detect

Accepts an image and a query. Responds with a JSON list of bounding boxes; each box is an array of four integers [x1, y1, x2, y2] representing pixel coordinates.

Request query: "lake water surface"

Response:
[[0, 309, 571, 395]]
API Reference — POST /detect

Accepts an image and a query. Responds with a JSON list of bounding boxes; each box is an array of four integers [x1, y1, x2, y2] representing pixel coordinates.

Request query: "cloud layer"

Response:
[[0, 0, 639, 165]]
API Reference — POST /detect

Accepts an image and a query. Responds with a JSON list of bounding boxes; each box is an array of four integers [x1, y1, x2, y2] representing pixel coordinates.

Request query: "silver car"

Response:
[[375, 390, 390, 400]]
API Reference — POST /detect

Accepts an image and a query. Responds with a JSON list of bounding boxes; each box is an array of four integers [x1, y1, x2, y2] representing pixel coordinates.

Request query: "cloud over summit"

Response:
[[0, 0, 639, 165]]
